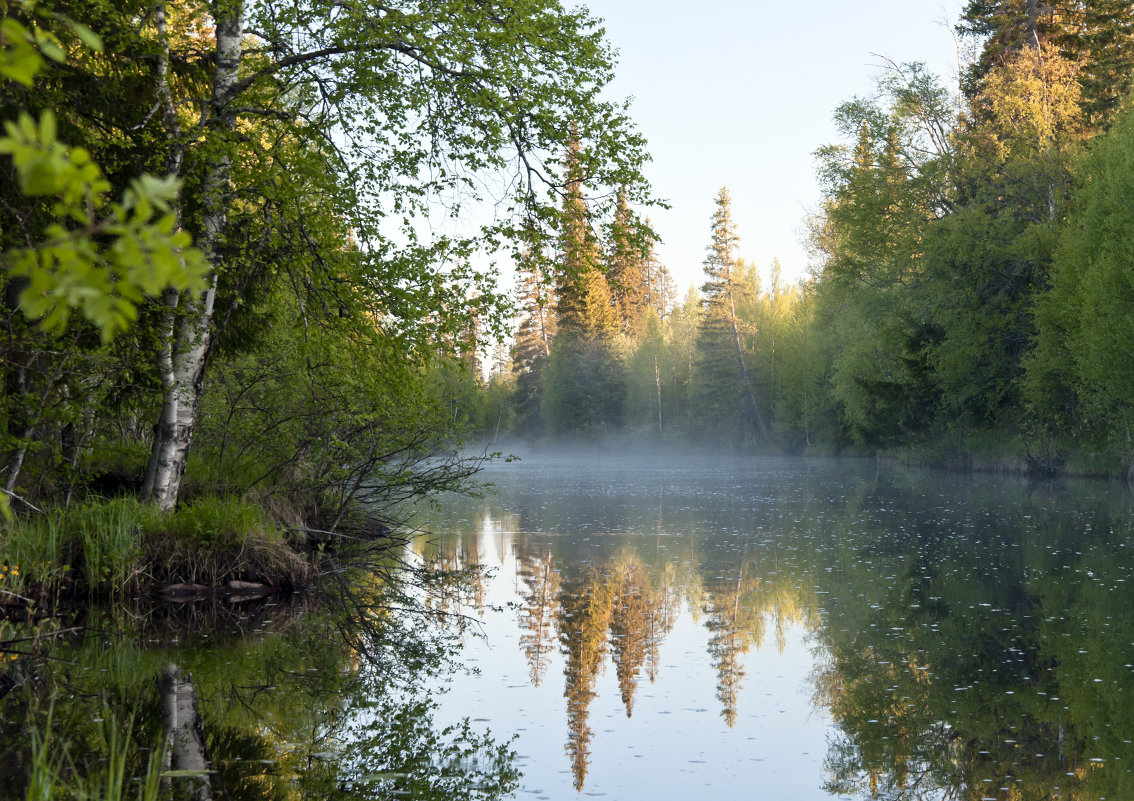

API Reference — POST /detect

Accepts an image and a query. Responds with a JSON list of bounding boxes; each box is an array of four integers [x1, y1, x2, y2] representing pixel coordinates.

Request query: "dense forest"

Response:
[[0, 0, 653, 538], [4, 2, 1134, 797], [448, 0, 1134, 478]]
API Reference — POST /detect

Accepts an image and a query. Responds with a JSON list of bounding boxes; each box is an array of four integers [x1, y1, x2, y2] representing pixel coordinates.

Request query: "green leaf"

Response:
[[0, 19, 43, 86], [36, 36, 64, 64], [64, 19, 102, 53]]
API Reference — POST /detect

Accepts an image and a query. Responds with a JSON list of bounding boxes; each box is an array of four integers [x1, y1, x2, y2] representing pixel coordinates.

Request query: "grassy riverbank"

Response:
[[0, 495, 316, 605]]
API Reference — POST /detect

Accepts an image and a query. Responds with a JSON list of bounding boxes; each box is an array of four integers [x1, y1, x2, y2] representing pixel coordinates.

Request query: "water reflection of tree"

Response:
[[702, 561, 763, 727], [699, 552, 816, 727], [0, 574, 519, 801], [515, 546, 561, 686], [546, 547, 683, 790], [559, 565, 614, 791], [609, 555, 651, 716], [645, 560, 681, 684], [808, 475, 1134, 801], [416, 527, 486, 621]]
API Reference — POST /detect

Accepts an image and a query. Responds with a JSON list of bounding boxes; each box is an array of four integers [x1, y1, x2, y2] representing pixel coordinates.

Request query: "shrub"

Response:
[[143, 497, 312, 589]]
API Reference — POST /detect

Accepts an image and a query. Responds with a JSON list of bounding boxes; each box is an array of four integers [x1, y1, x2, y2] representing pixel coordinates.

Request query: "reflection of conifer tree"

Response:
[[420, 529, 485, 621], [771, 578, 808, 654], [645, 561, 680, 684], [702, 560, 766, 727], [558, 566, 614, 791], [609, 555, 651, 717], [515, 548, 562, 687]]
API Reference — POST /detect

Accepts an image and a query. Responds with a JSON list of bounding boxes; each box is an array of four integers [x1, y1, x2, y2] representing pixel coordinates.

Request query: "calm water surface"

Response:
[[416, 453, 1134, 800], [5, 454, 1134, 801]]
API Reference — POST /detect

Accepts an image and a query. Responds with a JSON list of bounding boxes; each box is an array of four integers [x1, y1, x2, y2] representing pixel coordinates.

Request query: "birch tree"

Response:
[[130, 0, 652, 508]]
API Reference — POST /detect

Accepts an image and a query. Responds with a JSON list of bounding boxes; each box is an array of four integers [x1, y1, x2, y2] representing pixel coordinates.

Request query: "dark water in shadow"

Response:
[[416, 453, 1134, 800], [0, 561, 517, 799]]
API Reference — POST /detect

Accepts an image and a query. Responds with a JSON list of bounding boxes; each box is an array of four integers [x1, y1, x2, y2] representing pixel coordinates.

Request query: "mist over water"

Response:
[[418, 452, 1134, 800]]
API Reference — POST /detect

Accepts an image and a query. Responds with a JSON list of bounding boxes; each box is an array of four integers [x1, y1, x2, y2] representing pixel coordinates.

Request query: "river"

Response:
[[416, 452, 1134, 800], [3, 453, 1134, 800]]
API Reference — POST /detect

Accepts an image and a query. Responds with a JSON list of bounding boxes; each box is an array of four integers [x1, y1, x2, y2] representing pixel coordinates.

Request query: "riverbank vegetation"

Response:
[[0, 0, 655, 602], [460, 3, 1134, 479]]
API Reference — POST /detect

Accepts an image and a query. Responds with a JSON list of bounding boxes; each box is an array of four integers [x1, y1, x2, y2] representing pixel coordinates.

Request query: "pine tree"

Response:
[[641, 220, 676, 320], [555, 136, 617, 340], [1069, 0, 1134, 124], [958, 0, 1070, 93], [542, 136, 624, 434], [607, 190, 649, 340], [659, 286, 701, 433], [511, 246, 556, 432], [693, 188, 769, 444], [624, 310, 667, 435], [959, 0, 1134, 126]]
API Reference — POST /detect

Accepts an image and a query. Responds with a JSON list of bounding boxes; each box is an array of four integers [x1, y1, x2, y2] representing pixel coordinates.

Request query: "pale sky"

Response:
[[582, 0, 966, 292]]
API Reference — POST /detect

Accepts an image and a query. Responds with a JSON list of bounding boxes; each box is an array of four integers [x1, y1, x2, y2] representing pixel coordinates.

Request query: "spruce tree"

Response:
[[607, 190, 649, 340], [693, 188, 769, 444], [958, 0, 1067, 94], [511, 246, 556, 433], [641, 231, 676, 320], [1072, 1, 1134, 124], [542, 136, 624, 435], [959, 0, 1134, 126]]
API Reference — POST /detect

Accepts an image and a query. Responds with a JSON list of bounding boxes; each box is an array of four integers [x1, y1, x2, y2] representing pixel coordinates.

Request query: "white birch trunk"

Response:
[[144, 7, 243, 511], [161, 664, 213, 801]]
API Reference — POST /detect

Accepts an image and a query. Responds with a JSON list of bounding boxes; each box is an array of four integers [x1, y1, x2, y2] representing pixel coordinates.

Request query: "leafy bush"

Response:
[[151, 496, 274, 550]]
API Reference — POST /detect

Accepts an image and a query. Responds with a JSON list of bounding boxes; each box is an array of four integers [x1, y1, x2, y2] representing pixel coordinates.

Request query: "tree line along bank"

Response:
[[448, 1, 1134, 478]]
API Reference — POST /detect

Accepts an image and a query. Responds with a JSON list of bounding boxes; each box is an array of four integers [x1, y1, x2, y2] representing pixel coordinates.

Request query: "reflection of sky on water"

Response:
[[417, 452, 1134, 801], [422, 455, 842, 799]]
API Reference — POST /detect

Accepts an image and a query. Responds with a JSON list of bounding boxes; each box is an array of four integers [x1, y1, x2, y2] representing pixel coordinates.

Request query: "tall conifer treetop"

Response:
[[554, 135, 617, 341], [694, 187, 769, 442]]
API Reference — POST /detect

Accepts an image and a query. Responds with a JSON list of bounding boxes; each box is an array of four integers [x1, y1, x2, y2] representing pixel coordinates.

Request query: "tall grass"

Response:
[[0, 495, 313, 600], [0, 498, 148, 598], [74, 497, 148, 595], [0, 512, 69, 597], [25, 709, 62, 801], [24, 705, 165, 801]]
